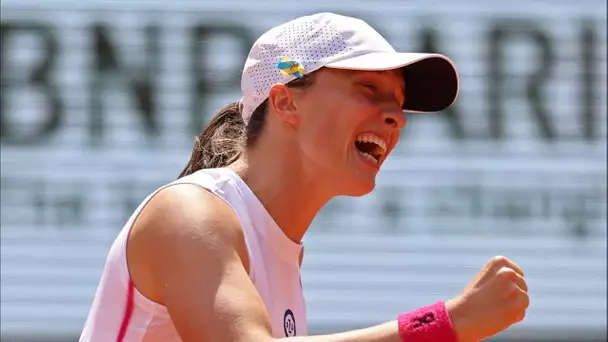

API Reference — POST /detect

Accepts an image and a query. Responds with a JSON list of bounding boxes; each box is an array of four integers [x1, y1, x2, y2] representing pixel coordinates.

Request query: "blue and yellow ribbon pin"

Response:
[[276, 57, 305, 79]]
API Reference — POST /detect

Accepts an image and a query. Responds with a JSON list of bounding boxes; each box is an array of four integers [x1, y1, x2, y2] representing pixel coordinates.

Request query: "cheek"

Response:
[[297, 113, 346, 165], [298, 94, 339, 137], [297, 89, 373, 160], [300, 114, 343, 156]]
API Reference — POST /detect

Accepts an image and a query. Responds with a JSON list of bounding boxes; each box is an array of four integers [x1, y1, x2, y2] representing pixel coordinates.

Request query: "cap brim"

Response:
[[324, 52, 459, 113]]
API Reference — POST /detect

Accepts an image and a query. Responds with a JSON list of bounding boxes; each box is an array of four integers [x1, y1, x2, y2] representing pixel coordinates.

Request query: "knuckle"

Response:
[[515, 308, 527, 323], [491, 255, 509, 266], [522, 292, 531, 309], [516, 265, 525, 278], [497, 267, 516, 281], [510, 289, 530, 309], [507, 284, 520, 298]]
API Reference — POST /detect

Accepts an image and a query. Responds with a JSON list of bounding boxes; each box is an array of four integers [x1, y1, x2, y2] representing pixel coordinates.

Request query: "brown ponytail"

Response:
[[178, 73, 317, 178], [178, 102, 246, 178]]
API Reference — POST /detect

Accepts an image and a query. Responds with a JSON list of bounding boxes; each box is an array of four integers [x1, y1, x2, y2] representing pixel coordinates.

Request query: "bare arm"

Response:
[[127, 184, 528, 342], [286, 322, 401, 342], [127, 184, 404, 342]]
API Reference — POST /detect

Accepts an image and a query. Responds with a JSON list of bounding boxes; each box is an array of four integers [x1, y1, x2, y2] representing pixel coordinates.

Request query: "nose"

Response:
[[382, 107, 407, 129]]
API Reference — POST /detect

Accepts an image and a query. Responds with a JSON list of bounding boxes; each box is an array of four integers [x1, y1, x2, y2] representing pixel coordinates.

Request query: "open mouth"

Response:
[[354, 133, 387, 165]]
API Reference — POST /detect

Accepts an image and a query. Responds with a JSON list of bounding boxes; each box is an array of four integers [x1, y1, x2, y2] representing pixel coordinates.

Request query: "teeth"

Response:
[[355, 133, 387, 153], [358, 151, 379, 165]]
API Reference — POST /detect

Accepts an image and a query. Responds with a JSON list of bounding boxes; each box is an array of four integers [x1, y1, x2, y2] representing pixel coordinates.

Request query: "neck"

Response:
[[229, 146, 332, 244]]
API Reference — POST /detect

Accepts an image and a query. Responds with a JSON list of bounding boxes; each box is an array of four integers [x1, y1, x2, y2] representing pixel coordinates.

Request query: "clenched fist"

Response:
[[446, 256, 530, 342]]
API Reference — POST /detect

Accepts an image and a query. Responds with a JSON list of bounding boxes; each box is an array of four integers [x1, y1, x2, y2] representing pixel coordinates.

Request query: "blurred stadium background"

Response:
[[1, 0, 606, 341]]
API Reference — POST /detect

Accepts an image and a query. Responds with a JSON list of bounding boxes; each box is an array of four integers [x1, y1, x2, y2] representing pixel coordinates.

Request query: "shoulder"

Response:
[[135, 182, 243, 246], [127, 182, 249, 302]]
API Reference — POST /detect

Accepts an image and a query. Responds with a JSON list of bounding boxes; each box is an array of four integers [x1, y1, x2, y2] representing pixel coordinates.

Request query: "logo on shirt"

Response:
[[283, 309, 296, 337]]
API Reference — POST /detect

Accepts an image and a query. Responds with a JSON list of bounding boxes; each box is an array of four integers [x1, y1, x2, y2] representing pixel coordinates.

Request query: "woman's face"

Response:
[[288, 68, 407, 197]]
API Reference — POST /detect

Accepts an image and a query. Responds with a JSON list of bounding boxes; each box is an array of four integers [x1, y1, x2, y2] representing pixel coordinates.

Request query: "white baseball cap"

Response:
[[240, 12, 459, 123]]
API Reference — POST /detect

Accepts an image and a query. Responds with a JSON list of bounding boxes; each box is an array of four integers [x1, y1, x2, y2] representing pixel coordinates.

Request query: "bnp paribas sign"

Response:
[[0, 3, 605, 147], [0, 1, 605, 238]]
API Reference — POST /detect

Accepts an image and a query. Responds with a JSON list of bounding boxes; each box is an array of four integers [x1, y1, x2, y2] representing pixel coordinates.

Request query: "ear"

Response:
[[268, 84, 300, 126]]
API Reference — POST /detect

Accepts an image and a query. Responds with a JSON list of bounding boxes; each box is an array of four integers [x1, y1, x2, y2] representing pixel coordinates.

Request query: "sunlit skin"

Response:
[[232, 68, 406, 243], [123, 67, 529, 342]]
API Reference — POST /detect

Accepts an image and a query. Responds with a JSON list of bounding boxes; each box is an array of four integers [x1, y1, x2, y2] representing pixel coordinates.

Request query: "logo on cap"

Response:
[[276, 57, 305, 79]]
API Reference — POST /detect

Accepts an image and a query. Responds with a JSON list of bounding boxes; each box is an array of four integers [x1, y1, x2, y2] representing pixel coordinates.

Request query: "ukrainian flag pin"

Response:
[[276, 57, 305, 79]]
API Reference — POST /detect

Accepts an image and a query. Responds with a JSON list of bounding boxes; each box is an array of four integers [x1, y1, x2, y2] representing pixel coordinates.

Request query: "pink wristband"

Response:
[[397, 301, 458, 342]]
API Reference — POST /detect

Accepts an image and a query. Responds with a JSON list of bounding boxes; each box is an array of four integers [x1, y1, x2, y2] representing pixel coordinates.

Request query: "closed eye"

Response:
[[361, 83, 379, 94], [361, 83, 378, 91]]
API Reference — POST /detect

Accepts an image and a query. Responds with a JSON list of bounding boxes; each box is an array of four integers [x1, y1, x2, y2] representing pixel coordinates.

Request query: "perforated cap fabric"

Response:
[[240, 12, 459, 123]]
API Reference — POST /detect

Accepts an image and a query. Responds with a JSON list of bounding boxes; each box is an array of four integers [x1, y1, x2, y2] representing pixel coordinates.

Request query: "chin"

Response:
[[327, 162, 378, 197], [341, 178, 376, 197]]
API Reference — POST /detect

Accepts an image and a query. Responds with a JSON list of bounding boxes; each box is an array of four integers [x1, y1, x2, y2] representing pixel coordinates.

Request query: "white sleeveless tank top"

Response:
[[80, 168, 307, 341]]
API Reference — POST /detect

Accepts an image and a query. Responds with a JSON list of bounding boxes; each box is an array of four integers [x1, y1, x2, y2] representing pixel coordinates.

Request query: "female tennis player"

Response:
[[81, 12, 529, 342]]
